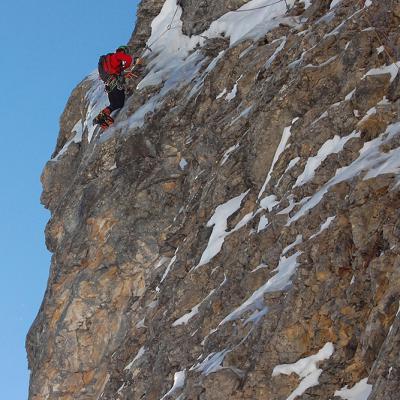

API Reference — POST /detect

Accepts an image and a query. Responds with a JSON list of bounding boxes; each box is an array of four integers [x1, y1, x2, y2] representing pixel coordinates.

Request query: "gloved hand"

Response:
[[124, 71, 139, 79], [134, 57, 144, 66]]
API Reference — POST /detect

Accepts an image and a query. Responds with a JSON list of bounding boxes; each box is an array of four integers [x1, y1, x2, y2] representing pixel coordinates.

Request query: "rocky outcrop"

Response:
[[27, 0, 400, 399]]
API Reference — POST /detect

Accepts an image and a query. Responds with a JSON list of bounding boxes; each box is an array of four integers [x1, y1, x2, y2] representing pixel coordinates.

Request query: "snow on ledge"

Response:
[[194, 190, 249, 269], [219, 251, 302, 324], [272, 343, 334, 400], [160, 370, 186, 400], [334, 378, 373, 400]]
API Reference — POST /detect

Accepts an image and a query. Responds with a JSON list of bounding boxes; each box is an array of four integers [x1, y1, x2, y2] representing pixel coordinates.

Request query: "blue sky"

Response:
[[0, 1, 140, 398]]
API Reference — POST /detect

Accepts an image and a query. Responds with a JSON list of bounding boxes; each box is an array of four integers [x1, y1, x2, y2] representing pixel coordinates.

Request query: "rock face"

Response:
[[27, 0, 400, 399]]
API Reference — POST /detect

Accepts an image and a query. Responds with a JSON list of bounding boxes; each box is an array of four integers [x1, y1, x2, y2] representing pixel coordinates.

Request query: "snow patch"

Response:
[[282, 235, 303, 256], [259, 124, 294, 197], [124, 346, 146, 371], [160, 254, 177, 284], [52, 119, 84, 161], [288, 122, 400, 225], [364, 62, 400, 83], [179, 158, 188, 170], [334, 378, 373, 400], [216, 88, 227, 99], [294, 131, 360, 187], [160, 370, 186, 400], [195, 191, 249, 269], [260, 195, 279, 211], [272, 343, 334, 400], [330, 0, 343, 8], [257, 215, 269, 232], [219, 251, 302, 324], [310, 216, 336, 240], [221, 144, 239, 165], [192, 350, 230, 375]]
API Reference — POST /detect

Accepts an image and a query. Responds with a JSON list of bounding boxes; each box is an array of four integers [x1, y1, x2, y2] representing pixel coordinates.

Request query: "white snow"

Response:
[[363, 62, 400, 83], [160, 370, 186, 400], [334, 378, 373, 400], [286, 157, 301, 172], [378, 96, 390, 106], [232, 212, 255, 233], [124, 346, 146, 371], [52, 70, 111, 160], [259, 124, 294, 198], [226, 83, 238, 102], [216, 88, 227, 99], [278, 196, 310, 218], [260, 195, 279, 211], [172, 288, 216, 326], [265, 37, 287, 69], [257, 215, 269, 232], [252, 263, 268, 273], [309, 216, 336, 239], [195, 191, 249, 269], [225, 75, 243, 102], [117, 0, 301, 134], [219, 251, 302, 324], [275, 157, 301, 188], [179, 158, 188, 170], [205, 0, 299, 47], [221, 144, 240, 165], [192, 349, 230, 375], [160, 254, 177, 283], [230, 105, 253, 125], [189, 51, 226, 98], [294, 131, 360, 187], [345, 89, 356, 101], [304, 55, 337, 69], [52, 119, 84, 161], [277, 195, 296, 215], [330, 0, 342, 8], [136, 318, 146, 328], [376, 46, 385, 55], [244, 307, 268, 324], [311, 111, 328, 126], [272, 343, 334, 400], [288, 122, 400, 225], [117, 383, 126, 394], [358, 106, 377, 125], [325, 9, 363, 38], [282, 235, 303, 256]]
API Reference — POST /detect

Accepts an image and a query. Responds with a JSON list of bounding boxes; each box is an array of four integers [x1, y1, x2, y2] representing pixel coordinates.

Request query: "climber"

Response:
[[93, 45, 142, 129]]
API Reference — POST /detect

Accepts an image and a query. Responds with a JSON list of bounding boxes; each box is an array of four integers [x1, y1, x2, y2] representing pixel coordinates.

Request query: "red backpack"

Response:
[[98, 54, 114, 83]]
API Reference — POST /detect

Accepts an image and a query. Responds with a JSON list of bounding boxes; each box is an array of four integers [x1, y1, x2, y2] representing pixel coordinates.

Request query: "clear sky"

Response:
[[0, 1, 140, 398]]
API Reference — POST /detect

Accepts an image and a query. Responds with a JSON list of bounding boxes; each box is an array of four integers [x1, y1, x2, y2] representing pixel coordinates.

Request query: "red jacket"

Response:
[[103, 52, 133, 75]]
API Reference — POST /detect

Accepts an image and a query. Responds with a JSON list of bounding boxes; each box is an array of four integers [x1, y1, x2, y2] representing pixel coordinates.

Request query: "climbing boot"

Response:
[[93, 107, 114, 128]]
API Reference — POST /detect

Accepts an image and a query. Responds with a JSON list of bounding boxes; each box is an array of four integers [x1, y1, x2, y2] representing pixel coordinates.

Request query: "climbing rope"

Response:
[[231, 0, 290, 12]]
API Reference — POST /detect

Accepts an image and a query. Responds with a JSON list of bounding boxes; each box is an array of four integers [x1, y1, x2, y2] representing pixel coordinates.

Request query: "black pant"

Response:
[[107, 86, 125, 112]]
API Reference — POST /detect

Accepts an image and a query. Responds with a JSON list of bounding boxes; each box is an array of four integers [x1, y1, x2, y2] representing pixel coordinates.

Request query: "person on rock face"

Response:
[[93, 45, 142, 129]]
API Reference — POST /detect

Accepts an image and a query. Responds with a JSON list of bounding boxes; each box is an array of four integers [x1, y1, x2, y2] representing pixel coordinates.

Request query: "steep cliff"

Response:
[[27, 0, 400, 399]]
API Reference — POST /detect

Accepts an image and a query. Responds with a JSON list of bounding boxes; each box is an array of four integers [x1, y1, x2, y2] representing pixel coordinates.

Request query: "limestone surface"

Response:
[[27, 1, 400, 399]]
